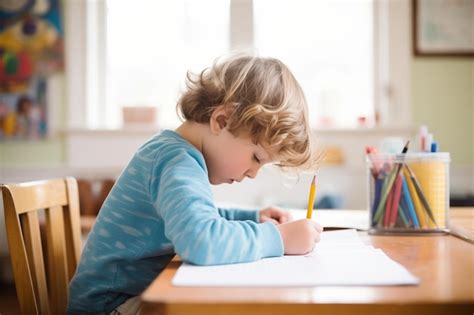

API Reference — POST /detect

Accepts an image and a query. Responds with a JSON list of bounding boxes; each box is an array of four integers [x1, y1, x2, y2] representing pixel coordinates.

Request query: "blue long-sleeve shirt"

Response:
[[67, 130, 284, 314]]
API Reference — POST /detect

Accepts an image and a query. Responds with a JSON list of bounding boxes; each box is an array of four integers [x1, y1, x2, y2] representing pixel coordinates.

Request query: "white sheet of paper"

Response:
[[172, 229, 419, 287]]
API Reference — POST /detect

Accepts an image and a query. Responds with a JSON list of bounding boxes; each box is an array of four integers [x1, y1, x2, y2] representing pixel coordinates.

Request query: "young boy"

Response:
[[68, 54, 323, 315]]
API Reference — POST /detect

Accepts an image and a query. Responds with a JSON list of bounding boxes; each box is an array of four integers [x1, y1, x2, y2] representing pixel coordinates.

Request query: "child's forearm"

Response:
[[217, 207, 259, 222], [169, 211, 283, 265]]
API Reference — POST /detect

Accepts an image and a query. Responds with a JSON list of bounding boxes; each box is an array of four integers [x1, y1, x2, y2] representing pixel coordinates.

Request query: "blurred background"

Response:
[[0, 0, 473, 287]]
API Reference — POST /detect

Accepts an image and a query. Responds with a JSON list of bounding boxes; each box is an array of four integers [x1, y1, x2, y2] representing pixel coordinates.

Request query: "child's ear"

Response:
[[209, 105, 229, 135]]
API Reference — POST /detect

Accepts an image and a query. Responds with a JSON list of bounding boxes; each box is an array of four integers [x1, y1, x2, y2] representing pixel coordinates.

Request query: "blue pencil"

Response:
[[401, 176, 420, 228], [399, 197, 413, 227], [371, 177, 383, 223], [374, 173, 393, 225], [398, 200, 412, 227]]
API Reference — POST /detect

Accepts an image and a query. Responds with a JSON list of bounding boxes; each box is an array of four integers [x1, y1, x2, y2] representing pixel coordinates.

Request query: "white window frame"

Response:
[[374, 0, 412, 126], [65, 0, 107, 129], [65, 0, 87, 129], [65, 0, 412, 131]]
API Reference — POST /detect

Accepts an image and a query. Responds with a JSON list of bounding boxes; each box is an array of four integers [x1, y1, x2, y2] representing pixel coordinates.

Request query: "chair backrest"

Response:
[[1, 177, 82, 315]]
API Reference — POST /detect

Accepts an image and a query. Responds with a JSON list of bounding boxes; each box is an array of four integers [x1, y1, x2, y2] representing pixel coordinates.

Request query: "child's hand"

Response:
[[259, 206, 292, 224], [276, 219, 323, 255]]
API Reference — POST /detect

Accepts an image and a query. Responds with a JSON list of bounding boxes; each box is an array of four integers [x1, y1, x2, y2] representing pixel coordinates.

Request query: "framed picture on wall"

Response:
[[413, 0, 474, 56]]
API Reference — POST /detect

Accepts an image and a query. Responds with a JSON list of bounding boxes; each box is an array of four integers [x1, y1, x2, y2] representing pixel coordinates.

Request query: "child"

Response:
[[67, 54, 323, 315]]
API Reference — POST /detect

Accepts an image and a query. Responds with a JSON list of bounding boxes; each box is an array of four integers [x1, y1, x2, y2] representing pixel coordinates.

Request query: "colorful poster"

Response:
[[0, 0, 63, 139]]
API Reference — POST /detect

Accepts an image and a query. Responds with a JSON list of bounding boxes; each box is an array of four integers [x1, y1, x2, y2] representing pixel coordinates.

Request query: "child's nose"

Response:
[[245, 165, 260, 179], [246, 172, 256, 179]]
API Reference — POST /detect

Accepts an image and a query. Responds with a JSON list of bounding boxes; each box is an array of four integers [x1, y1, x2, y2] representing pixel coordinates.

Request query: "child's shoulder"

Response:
[[136, 130, 187, 152], [135, 129, 205, 169]]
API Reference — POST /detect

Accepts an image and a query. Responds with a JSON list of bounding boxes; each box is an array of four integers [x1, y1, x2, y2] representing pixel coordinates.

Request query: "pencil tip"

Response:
[[402, 140, 410, 153]]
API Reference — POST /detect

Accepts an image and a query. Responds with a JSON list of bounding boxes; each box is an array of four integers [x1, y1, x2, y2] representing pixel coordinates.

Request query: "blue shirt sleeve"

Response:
[[150, 146, 283, 266], [217, 207, 260, 222]]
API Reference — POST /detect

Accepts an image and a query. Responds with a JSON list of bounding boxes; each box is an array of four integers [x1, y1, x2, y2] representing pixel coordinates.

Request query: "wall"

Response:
[[412, 58, 474, 165], [0, 139, 64, 168]]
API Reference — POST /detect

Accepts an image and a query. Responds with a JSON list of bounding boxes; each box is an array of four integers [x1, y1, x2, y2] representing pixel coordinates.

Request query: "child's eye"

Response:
[[253, 154, 261, 164]]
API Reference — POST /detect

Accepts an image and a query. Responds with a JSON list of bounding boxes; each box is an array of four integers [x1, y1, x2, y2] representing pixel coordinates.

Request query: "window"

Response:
[[98, 0, 230, 128], [254, 0, 373, 127], [74, 0, 411, 130]]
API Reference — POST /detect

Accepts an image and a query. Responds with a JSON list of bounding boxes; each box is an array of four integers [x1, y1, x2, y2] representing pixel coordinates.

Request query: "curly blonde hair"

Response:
[[177, 53, 320, 171]]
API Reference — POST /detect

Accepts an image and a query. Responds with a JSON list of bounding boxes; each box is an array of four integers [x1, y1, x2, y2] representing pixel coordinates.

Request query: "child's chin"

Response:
[[210, 178, 232, 185], [209, 177, 222, 185]]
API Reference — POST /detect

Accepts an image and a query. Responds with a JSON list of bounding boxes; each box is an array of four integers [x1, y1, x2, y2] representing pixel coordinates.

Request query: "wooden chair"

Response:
[[1, 177, 82, 315]]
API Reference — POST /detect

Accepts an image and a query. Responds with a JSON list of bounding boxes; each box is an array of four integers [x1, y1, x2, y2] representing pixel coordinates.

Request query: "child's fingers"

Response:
[[266, 208, 288, 221], [314, 232, 321, 243], [278, 212, 292, 223], [316, 223, 323, 233], [309, 221, 323, 233]]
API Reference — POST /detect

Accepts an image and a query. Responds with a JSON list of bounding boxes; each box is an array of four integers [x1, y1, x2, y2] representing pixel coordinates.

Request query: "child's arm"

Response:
[[217, 206, 293, 224], [217, 207, 259, 222], [151, 148, 283, 265]]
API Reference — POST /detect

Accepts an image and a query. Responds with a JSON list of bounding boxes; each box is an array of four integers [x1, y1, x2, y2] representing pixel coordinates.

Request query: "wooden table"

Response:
[[141, 209, 474, 315]]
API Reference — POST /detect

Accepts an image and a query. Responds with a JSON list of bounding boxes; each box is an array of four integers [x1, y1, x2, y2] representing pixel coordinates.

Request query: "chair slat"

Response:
[[9, 179, 68, 214], [45, 205, 70, 315], [64, 177, 82, 281], [2, 187, 39, 315], [21, 211, 52, 315]]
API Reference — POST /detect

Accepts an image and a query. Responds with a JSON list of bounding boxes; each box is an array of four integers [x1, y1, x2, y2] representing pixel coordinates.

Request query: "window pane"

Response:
[[254, 0, 374, 128], [106, 0, 230, 128]]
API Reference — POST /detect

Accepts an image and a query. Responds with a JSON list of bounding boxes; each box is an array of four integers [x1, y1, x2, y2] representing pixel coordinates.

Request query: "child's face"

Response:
[[203, 128, 274, 185]]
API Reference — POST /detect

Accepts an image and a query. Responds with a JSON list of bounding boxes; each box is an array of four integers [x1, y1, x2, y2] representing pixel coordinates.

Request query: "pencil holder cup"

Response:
[[367, 152, 450, 234]]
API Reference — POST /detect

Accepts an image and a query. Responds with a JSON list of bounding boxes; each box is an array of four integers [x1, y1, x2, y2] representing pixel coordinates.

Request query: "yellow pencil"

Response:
[[306, 175, 317, 219]]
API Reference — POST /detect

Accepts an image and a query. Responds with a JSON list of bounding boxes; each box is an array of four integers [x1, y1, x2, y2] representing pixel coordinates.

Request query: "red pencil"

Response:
[[389, 175, 403, 227], [384, 187, 394, 227]]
